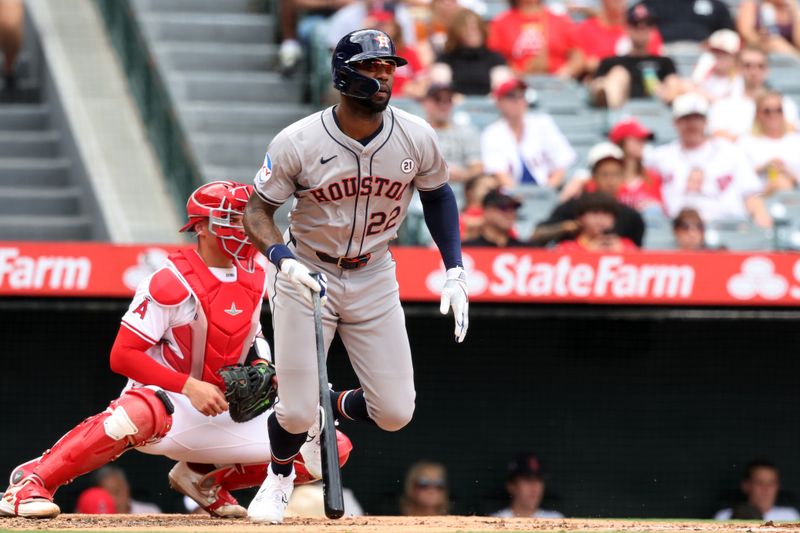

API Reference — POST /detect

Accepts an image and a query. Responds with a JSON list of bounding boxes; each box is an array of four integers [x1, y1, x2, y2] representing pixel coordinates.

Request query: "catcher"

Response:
[[0, 181, 352, 519]]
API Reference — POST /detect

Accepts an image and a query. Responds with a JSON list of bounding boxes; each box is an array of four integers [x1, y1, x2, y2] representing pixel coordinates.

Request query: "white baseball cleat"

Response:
[[298, 408, 322, 480], [0, 470, 60, 519], [168, 462, 246, 519], [247, 468, 295, 524]]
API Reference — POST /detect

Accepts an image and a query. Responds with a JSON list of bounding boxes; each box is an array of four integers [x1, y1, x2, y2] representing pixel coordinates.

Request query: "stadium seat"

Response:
[[643, 227, 676, 250], [513, 186, 558, 240], [705, 220, 774, 251]]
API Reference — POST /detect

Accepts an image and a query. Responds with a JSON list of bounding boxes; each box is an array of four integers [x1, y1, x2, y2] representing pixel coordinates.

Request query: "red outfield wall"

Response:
[[0, 242, 798, 306]]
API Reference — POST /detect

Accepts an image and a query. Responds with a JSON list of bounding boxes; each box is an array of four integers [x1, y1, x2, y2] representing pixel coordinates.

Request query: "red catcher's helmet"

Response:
[[179, 181, 256, 270]]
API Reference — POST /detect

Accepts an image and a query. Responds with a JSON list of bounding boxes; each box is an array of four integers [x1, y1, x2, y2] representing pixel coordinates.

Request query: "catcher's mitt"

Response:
[[219, 361, 278, 423]]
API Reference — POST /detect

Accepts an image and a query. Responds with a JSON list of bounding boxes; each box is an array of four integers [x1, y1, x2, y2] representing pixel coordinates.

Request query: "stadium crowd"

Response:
[[278, 0, 800, 251]]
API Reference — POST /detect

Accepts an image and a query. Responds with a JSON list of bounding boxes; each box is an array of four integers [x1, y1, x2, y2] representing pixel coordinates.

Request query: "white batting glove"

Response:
[[280, 258, 327, 307], [439, 267, 468, 343]]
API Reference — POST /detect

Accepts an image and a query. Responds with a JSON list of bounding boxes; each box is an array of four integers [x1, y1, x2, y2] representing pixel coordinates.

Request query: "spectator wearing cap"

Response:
[[557, 192, 638, 252], [576, 0, 665, 76], [399, 461, 450, 516], [460, 173, 500, 240], [559, 118, 663, 214], [691, 29, 744, 103], [481, 78, 576, 189], [487, 0, 585, 78], [76, 487, 117, 514], [738, 90, 800, 195], [641, 0, 734, 46], [709, 46, 800, 141], [644, 92, 773, 228], [737, 0, 800, 56], [463, 189, 527, 247], [532, 142, 645, 247], [589, 3, 682, 109], [608, 118, 664, 215], [434, 9, 507, 96], [672, 208, 707, 250], [492, 453, 563, 519], [422, 83, 483, 183], [714, 460, 800, 522]]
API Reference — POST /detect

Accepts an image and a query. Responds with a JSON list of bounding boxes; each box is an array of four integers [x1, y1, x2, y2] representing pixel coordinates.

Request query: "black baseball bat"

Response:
[[311, 273, 345, 519]]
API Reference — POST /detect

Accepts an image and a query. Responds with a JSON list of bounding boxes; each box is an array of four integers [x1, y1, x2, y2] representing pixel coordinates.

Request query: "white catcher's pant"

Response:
[[137, 389, 272, 465]]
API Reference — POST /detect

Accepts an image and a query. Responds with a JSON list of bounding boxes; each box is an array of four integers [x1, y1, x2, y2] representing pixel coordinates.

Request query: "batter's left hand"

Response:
[[439, 267, 468, 343]]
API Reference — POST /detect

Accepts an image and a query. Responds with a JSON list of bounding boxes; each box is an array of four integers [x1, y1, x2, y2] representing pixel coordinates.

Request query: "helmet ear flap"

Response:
[[335, 64, 381, 99]]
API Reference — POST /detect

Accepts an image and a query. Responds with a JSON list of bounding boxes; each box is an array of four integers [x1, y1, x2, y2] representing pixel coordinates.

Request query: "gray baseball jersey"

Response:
[[253, 105, 448, 257], [252, 104, 449, 435]]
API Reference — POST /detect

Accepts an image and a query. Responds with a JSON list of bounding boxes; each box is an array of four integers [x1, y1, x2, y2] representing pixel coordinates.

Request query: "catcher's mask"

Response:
[[179, 181, 257, 272]]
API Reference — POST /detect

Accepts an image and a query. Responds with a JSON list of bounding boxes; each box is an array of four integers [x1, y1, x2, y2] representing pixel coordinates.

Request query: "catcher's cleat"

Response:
[[168, 462, 247, 518], [0, 462, 60, 519]]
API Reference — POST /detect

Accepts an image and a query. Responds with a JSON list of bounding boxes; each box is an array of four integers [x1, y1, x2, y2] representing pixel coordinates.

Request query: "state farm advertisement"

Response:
[[1, 242, 800, 306], [395, 248, 800, 306]]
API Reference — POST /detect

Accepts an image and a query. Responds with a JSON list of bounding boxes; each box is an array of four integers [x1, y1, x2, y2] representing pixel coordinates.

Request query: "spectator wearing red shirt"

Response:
[[556, 192, 639, 252], [577, 0, 664, 75], [608, 118, 665, 215], [487, 0, 584, 78]]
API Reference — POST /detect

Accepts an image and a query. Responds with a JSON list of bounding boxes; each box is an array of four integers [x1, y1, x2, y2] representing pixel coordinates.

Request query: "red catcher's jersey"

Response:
[[156, 250, 265, 388]]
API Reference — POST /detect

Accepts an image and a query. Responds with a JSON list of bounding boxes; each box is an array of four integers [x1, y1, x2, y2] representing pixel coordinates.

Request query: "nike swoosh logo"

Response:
[[320, 155, 337, 165]]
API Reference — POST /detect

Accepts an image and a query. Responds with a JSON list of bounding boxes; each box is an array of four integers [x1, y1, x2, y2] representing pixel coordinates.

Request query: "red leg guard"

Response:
[[13, 388, 172, 493], [217, 429, 355, 491]]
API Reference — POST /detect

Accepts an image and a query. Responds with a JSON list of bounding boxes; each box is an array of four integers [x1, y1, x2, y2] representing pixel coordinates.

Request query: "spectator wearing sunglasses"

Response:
[[738, 90, 800, 195], [481, 77, 575, 189], [463, 189, 528, 247], [399, 461, 450, 516], [672, 208, 707, 251], [422, 83, 483, 183], [709, 46, 799, 141], [492, 453, 563, 519]]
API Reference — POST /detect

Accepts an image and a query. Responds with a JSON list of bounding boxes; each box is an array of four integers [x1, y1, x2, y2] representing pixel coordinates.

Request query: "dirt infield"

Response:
[[3, 514, 800, 533]]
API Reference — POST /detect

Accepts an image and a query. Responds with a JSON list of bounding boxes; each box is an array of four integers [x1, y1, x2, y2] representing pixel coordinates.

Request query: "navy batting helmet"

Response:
[[331, 29, 408, 99]]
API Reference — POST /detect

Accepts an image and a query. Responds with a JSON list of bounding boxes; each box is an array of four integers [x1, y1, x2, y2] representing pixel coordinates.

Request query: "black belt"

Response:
[[315, 251, 372, 270], [289, 233, 371, 270]]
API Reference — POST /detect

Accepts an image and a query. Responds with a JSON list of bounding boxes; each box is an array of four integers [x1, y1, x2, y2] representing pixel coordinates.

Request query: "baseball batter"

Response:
[[0, 182, 351, 520], [243, 29, 469, 523]]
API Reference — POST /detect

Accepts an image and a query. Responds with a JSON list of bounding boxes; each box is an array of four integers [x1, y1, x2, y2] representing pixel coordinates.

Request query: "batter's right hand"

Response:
[[280, 258, 327, 306], [182, 377, 228, 416]]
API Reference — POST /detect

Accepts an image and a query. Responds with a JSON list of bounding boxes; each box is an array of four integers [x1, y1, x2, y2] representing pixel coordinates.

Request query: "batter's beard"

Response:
[[354, 91, 391, 113]]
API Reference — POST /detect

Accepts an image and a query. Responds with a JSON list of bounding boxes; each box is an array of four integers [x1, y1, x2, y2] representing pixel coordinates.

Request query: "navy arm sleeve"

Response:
[[419, 184, 463, 269]]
